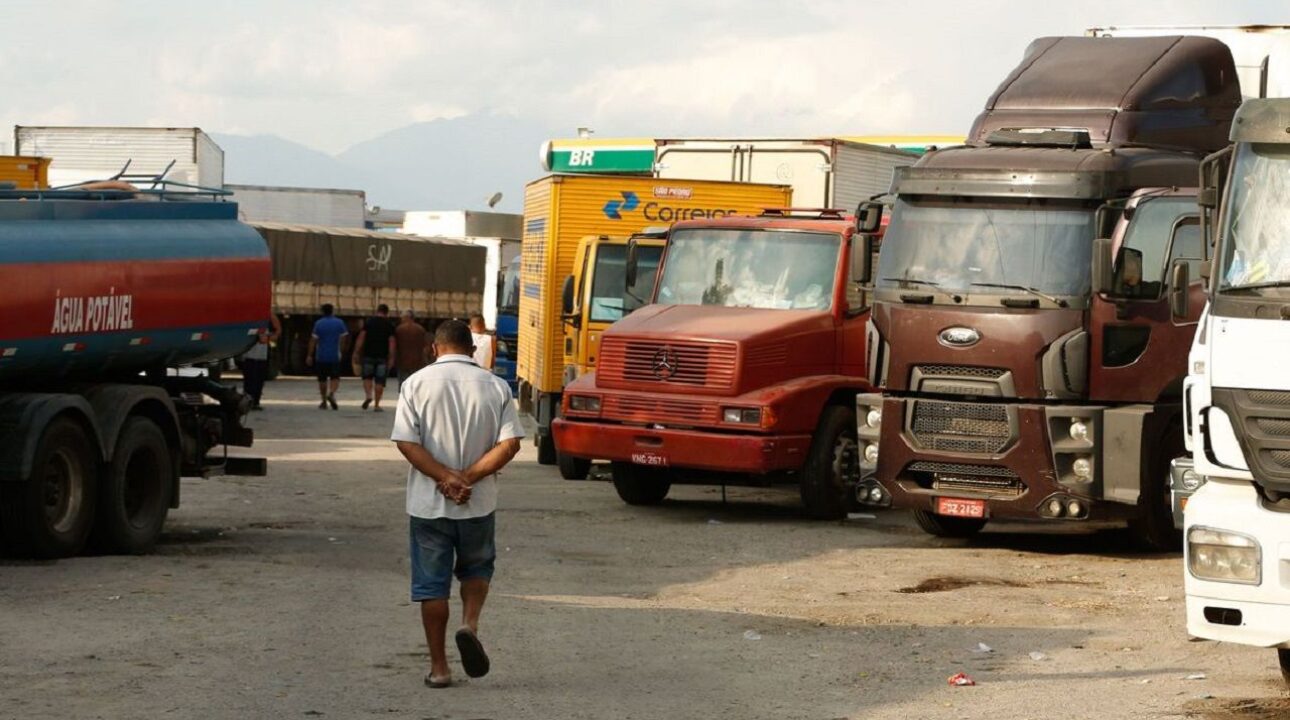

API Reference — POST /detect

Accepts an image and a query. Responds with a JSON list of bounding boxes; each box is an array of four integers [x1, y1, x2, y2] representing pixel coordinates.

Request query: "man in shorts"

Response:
[[306, 303, 348, 410], [352, 303, 396, 411], [392, 320, 523, 688]]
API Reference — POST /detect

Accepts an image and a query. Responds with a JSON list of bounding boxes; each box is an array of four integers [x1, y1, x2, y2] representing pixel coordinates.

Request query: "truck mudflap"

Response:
[[551, 418, 812, 475], [874, 396, 1164, 522]]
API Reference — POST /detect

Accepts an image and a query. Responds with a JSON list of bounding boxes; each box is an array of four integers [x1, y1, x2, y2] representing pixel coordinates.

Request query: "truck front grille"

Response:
[[598, 337, 737, 390], [915, 365, 1006, 379], [907, 461, 1025, 498], [600, 395, 718, 426], [1211, 388, 1290, 494], [909, 399, 1011, 454]]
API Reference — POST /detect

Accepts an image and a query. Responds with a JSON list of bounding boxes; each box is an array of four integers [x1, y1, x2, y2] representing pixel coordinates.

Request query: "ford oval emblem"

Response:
[[938, 326, 981, 348]]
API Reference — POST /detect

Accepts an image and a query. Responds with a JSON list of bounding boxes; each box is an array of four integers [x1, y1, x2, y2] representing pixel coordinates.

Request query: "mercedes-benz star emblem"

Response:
[[651, 347, 679, 380]]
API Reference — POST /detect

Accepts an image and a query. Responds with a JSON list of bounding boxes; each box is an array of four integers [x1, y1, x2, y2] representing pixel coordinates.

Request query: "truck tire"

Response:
[[611, 462, 671, 505], [0, 418, 98, 559], [91, 417, 174, 554], [1279, 648, 1290, 686], [912, 509, 987, 538], [799, 405, 857, 520], [537, 433, 557, 466], [558, 452, 591, 480], [1129, 420, 1183, 552]]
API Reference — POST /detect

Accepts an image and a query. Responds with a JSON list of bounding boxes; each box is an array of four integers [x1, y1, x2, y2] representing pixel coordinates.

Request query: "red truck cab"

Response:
[[552, 209, 879, 518]]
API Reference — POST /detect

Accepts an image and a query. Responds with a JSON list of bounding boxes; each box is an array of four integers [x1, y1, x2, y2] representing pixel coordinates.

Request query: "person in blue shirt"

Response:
[[306, 303, 349, 410]]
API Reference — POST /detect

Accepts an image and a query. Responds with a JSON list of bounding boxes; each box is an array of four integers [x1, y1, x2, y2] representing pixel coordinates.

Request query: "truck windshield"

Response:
[[1219, 143, 1290, 291], [877, 199, 1096, 298], [589, 244, 662, 322], [655, 229, 839, 310], [499, 256, 520, 312]]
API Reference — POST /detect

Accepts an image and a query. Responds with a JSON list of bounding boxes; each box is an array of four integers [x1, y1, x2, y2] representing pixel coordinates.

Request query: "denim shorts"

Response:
[[409, 513, 496, 601], [361, 357, 388, 385]]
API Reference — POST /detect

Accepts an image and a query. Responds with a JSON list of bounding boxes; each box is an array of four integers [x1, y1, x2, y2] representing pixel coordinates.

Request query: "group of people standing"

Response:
[[239, 304, 497, 412]]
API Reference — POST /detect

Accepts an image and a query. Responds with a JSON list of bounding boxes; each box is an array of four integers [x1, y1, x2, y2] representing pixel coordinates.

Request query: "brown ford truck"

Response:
[[855, 35, 1240, 548]]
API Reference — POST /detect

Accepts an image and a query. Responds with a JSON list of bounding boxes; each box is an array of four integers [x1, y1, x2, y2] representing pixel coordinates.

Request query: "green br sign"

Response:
[[541, 140, 655, 174]]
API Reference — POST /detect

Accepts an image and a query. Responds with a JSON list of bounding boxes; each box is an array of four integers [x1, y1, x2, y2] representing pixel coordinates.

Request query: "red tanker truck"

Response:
[[0, 184, 270, 558]]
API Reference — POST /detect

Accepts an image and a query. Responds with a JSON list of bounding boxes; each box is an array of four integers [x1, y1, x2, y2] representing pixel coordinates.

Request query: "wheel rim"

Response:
[[123, 447, 164, 530], [42, 448, 83, 534], [830, 434, 858, 492]]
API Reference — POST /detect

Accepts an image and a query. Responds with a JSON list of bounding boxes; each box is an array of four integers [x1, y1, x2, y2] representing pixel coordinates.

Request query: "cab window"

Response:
[[1118, 196, 1198, 298]]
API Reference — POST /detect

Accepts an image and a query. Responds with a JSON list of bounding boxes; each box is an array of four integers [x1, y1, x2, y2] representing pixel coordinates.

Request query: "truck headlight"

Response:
[[723, 407, 761, 425], [1071, 456, 1093, 479], [1188, 526, 1261, 585], [863, 443, 879, 464], [1069, 419, 1089, 442], [866, 408, 883, 428], [568, 395, 601, 413]]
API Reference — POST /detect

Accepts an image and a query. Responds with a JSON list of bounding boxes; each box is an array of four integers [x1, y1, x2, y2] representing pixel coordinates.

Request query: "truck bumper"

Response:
[[1185, 479, 1290, 648], [872, 395, 1139, 522], [551, 418, 812, 474]]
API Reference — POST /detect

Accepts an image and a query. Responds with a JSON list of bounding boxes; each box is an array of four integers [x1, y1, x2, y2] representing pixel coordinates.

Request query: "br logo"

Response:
[[602, 191, 640, 220]]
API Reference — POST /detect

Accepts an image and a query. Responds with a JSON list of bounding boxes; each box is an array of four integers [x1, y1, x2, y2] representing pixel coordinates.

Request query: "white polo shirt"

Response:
[[391, 354, 525, 520]]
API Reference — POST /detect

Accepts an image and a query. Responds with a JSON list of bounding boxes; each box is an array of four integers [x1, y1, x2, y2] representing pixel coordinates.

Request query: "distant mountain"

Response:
[[214, 113, 556, 214], [213, 133, 364, 191], [337, 114, 555, 213]]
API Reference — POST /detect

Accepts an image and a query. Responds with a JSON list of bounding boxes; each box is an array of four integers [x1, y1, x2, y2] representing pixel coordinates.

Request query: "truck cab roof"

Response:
[[669, 212, 853, 236]]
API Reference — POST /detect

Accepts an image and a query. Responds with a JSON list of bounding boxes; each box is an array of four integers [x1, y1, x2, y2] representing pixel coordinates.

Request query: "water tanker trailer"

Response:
[[0, 185, 270, 558]]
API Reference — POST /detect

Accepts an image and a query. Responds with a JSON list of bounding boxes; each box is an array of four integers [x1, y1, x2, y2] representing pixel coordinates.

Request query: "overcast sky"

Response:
[[0, 1, 1282, 154]]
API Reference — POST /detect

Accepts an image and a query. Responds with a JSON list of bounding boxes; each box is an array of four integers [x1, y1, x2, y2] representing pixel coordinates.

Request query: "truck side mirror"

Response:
[[855, 201, 884, 234], [1092, 237, 1114, 294], [851, 233, 875, 285], [625, 239, 639, 289], [561, 274, 576, 316], [1169, 260, 1191, 319]]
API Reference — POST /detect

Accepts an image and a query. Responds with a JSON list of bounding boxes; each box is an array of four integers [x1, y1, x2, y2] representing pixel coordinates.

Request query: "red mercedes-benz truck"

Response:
[[0, 184, 270, 558], [856, 35, 1240, 548], [552, 209, 881, 518]]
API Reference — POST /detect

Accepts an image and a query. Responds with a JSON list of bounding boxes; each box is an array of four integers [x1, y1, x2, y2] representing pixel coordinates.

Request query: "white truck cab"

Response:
[[1184, 98, 1290, 685]]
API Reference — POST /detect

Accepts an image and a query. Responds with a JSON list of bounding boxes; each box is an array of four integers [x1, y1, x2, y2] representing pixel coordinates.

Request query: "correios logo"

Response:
[[602, 188, 739, 222]]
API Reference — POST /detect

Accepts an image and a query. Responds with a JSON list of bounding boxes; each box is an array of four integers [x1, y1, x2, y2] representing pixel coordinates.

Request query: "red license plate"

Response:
[[630, 452, 669, 467], [936, 497, 986, 518]]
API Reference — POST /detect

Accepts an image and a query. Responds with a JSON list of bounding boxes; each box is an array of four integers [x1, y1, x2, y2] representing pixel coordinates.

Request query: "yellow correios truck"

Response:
[[518, 173, 792, 467]]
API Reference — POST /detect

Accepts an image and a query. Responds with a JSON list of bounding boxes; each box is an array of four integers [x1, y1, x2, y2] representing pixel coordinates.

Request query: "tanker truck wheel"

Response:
[[799, 405, 856, 520], [557, 452, 591, 480], [912, 509, 986, 538], [611, 462, 671, 505], [0, 418, 98, 558], [92, 418, 173, 554]]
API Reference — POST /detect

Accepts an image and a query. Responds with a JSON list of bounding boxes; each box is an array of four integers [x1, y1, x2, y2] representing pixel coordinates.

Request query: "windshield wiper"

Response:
[[1223, 280, 1290, 293], [881, 276, 940, 288], [969, 282, 1068, 308]]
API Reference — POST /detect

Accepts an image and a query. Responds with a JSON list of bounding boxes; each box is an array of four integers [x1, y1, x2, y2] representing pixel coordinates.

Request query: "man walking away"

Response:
[[392, 320, 523, 688], [353, 303, 396, 411], [394, 310, 431, 379], [306, 303, 348, 410], [469, 314, 495, 371], [242, 314, 281, 410]]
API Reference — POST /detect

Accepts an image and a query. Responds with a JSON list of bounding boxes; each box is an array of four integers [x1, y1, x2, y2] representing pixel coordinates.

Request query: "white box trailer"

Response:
[[1087, 26, 1290, 97], [402, 210, 522, 329], [227, 184, 367, 228], [13, 126, 224, 188], [653, 138, 918, 210]]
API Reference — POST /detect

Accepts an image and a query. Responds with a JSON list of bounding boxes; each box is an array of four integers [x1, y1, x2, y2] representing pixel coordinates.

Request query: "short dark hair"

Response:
[[434, 320, 474, 353], [377, 303, 389, 315], [321, 303, 335, 316]]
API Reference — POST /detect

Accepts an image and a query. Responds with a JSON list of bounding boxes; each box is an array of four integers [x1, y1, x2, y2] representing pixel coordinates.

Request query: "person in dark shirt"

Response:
[[353, 303, 396, 411], [395, 310, 432, 378]]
